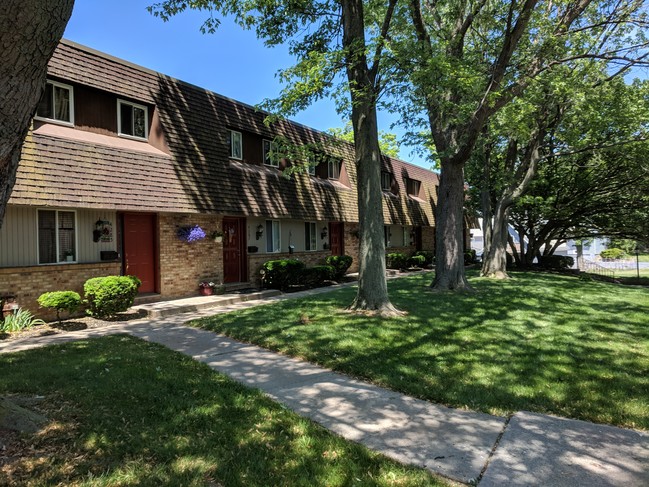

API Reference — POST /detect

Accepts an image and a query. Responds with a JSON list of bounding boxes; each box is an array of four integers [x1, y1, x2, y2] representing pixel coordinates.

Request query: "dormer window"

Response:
[[381, 171, 392, 191], [228, 129, 243, 160], [406, 178, 421, 197], [36, 80, 74, 125], [328, 159, 341, 180], [263, 139, 278, 167], [118, 100, 148, 140]]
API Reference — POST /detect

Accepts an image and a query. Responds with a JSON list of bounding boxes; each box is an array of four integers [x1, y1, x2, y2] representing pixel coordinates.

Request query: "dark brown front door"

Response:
[[223, 217, 247, 283], [123, 213, 157, 293], [329, 222, 344, 256]]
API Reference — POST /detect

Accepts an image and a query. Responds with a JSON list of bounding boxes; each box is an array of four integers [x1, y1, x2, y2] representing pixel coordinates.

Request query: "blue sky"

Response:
[[63, 0, 430, 168]]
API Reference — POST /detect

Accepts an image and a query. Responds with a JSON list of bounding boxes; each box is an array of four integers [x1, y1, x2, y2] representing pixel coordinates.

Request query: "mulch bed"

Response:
[[0, 310, 148, 342]]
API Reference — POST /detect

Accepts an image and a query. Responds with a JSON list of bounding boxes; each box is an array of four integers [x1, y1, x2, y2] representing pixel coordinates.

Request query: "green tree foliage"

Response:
[[507, 78, 649, 265], [328, 122, 401, 158], [386, 0, 649, 289]]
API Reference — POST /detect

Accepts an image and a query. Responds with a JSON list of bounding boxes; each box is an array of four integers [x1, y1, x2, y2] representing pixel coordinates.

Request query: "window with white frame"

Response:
[[266, 220, 281, 252], [38, 210, 76, 264], [328, 158, 341, 180], [263, 139, 278, 167], [305, 222, 317, 251], [118, 100, 148, 139], [384, 226, 391, 248], [36, 80, 74, 125], [381, 171, 392, 191], [228, 129, 243, 159]]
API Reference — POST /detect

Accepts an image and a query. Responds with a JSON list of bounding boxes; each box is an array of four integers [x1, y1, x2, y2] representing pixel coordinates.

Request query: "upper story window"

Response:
[[38, 209, 76, 264], [228, 129, 243, 160], [381, 171, 392, 191], [406, 178, 421, 197], [263, 139, 278, 167], [35, 80, 74, 125], [328, 159, 341, 180], [118, 100, 148, 140]]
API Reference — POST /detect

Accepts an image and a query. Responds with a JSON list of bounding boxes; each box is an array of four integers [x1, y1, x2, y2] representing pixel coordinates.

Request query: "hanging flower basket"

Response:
[[177, 225, 206, 243], [211, 230, 224, 243]]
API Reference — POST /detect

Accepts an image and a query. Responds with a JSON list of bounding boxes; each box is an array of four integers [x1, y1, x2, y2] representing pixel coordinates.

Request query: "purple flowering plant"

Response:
[[177, 225, 206, 243]]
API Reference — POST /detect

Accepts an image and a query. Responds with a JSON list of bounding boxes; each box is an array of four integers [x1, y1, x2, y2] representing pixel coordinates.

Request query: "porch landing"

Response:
[[132, 289, 281, 319]]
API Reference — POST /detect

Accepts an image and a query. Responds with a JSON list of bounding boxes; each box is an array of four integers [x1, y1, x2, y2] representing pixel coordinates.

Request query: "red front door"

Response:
[[329, 222, 344, 256], [223, 217, 247, 283], [123, 213, 157, 293]]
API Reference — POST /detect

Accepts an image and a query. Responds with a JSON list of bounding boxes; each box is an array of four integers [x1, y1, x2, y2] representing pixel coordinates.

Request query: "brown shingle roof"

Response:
[[12, 39, 437, 227]]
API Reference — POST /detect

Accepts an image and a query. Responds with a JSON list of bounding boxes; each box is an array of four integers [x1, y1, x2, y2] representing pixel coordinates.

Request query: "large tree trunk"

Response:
[[342, 0, 400, 315], [0, 0, 74, 230], [481, 203, 510, 278], [431, 159, 473, 291]]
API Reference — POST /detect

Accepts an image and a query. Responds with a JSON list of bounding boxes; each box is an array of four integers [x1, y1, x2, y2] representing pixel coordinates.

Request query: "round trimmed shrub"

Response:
[[386, 252, 408, 270], [84, 275, 141, 318], [600, 248, 626, 260], [324, 255, 353, 280], [300, 265, 335, 288], [37, 291, 81, 323], [260, 259, 306, 290]]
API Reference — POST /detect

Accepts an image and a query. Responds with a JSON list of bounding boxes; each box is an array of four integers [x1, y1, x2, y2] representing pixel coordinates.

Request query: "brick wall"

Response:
[[343, 223, 360, 273], [0, 262, 121, 320], [158, 214, 223, 298], [422, 227, 435, 252]]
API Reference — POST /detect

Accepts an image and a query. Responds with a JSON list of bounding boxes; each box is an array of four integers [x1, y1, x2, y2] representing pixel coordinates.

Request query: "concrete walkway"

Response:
[[1, 290, 647, 485]]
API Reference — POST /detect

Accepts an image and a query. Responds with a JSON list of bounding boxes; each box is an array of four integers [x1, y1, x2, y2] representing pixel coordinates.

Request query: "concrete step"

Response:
[[132, 289, 282, 318]]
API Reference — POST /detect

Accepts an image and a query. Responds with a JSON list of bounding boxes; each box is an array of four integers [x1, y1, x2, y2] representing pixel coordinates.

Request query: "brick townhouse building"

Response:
[[0, 40, 448, 318]]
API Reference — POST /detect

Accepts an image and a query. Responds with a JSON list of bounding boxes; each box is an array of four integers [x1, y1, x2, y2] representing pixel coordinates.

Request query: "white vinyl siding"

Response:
[[0, 207, 117, 267]]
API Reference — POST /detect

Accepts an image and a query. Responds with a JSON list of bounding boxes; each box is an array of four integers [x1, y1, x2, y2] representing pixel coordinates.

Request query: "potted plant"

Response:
[[211, 230, 224, 243], [64, 249, 74, 262], [199, 281, 216, 296]]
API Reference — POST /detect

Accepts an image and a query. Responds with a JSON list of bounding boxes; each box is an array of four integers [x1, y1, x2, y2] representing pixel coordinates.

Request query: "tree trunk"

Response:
[[481, 203, 510, 278], [431, 159, 473, 291], [342, 0, 401, 315], [0, 0, 74, 229]]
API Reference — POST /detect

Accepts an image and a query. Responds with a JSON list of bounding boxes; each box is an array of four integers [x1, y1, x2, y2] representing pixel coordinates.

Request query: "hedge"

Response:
[[324, 255, 353, 280]]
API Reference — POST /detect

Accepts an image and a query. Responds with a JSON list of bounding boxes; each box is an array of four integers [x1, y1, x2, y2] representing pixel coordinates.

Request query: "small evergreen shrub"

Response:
[[408, 254, 426, 267], [386, 252, 408, 270], [84, 275, 141, 318], [300, 265, 335, 288], [1, 309, 45, 333], [260, 259, 306, 290], [412, 251, 435, 266], [324, 255, 353, 280], [464, 249, 478, 265], [538, 255, 575, 270], [38, 291, 81, 323], [600, 248, 626, 260]]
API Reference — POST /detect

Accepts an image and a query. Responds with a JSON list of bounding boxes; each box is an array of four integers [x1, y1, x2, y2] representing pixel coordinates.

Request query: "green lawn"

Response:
[[0, 337, 445, 487], [193, 271, 649, 430]]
